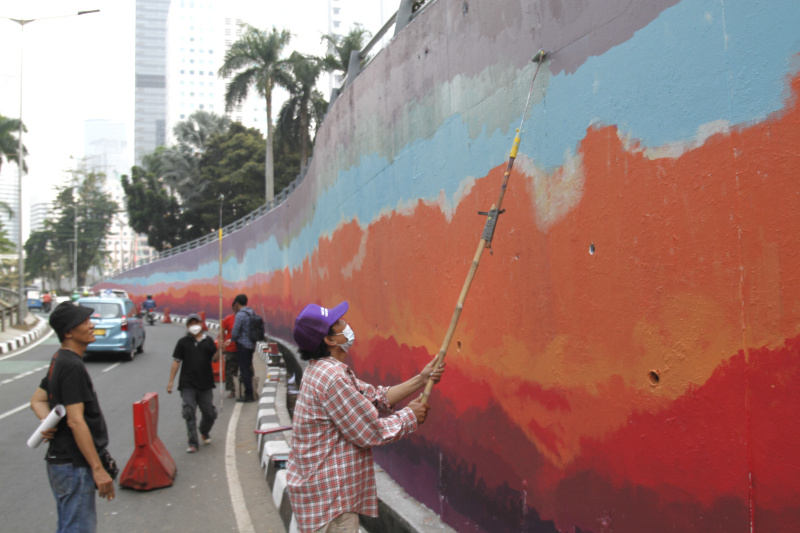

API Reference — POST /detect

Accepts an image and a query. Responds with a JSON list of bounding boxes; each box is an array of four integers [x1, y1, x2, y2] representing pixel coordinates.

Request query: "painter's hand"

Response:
[[408, 398, 429, 424], [420, 356, 446, 384], [166, 381, 173, 394]]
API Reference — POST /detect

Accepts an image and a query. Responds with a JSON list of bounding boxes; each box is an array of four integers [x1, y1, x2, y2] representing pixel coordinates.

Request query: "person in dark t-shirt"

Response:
[[30, 301, 115, 533], [167, 313, 219, 452]]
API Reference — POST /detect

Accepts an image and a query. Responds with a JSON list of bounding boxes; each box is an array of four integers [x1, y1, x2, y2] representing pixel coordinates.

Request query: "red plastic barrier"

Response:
[[199, 311, 208, 331], [161, 307, 172, 324], [119, 392, 177, 491]]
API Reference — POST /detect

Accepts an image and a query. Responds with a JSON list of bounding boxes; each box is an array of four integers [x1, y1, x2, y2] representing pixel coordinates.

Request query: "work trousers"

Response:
[[313, 512, 360, 533], [224, 350, 238, 392], [237, 346, 255, 400], [181, 387, 217, 448]]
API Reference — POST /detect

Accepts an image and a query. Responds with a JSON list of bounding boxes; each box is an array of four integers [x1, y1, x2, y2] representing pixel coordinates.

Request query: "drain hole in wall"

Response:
[[589, 243, 596, 255], [649, 370, 660, 385], [457, 341, 462, 351]]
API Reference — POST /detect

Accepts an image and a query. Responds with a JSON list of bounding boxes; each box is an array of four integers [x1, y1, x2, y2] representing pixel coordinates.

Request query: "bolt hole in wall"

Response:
[[649, 370, 660, 386], [457, 340, 462, 351], [589, 242, 596, 255]]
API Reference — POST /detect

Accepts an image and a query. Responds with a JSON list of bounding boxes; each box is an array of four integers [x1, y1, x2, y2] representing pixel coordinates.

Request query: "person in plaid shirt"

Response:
[[287, 301, 445, 533]]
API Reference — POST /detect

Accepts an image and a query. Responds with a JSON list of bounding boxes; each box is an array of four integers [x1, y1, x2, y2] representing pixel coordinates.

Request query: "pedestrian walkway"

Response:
[[0, 313, 50, 355]]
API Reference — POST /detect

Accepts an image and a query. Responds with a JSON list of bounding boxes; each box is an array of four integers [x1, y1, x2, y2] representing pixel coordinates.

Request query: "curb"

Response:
[[0, 315, 50, 354]]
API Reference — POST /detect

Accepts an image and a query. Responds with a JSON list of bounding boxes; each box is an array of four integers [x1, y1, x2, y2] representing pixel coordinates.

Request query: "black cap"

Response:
[[49, 301, 94, 338]]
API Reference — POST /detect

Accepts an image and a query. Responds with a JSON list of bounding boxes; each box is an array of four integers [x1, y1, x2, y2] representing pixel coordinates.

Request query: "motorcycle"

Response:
[[42, 300, 52, 313], [145, 308, 157, 326]]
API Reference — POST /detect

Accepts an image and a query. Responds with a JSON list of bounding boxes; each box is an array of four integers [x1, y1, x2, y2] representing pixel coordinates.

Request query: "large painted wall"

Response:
[[98, 1, 800, 531]]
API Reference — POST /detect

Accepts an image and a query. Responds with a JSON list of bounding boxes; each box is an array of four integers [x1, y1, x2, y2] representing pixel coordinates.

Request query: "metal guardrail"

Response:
[[91, 0, 433, 286], [0, 287, 20, 332]]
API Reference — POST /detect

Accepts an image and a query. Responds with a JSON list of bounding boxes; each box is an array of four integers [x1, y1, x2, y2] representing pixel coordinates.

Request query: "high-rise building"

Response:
[[164, 2, 266, 142], [134, 0, 170, 165], [84, 118, 156, 276], [0, 169, 19, 246], [29, 201, 52, 234]]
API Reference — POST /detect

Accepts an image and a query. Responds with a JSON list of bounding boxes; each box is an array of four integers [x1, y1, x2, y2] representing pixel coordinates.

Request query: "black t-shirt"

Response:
[[173, 334, 217, 391], [39, 349, 109, 466]]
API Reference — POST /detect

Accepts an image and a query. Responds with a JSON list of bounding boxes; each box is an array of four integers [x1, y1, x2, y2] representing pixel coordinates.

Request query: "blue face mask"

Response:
[[334, 324, 355, 352]]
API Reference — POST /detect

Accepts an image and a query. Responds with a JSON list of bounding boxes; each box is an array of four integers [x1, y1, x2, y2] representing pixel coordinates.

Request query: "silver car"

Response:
[[78, 297, 145, 361]]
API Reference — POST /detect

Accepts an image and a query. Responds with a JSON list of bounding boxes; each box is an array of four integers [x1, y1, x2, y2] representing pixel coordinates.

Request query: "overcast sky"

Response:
[[0, 0, 395, 238]]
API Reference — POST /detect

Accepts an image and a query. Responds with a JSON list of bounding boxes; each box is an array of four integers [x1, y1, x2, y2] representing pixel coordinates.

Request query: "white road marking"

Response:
[[226, 402, 255, 533], [0, 364, 50, 389], [102, 363, 121, 373], [0, 403, 29, 420]]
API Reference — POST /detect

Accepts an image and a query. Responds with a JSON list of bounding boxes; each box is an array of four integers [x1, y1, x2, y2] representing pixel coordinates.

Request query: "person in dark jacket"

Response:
[[229, 294, 256, 402], [167, 313, 219, 452]]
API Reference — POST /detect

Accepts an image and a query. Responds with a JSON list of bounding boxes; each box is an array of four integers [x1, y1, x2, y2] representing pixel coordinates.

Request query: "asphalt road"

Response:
[[0, 320, 285, 533]]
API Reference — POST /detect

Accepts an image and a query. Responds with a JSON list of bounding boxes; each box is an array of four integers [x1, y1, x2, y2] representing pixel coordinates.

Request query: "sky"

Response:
[[0, 0, 396, 240]]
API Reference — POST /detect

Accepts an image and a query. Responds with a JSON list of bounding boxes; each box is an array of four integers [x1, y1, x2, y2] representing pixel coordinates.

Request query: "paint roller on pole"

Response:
[[420, 50, 547, 405]]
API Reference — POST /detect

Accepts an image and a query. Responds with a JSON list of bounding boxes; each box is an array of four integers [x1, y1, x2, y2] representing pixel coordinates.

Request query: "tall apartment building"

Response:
[[165, 2, 266, 143], [0, 170, 19, 246], [134, 0, 171, 165], [85, 118, 156, 275], [29, 201, 52, 234]]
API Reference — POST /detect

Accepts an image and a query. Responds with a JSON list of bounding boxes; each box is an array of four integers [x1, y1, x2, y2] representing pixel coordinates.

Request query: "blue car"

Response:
[[77, 297, 145, 361]]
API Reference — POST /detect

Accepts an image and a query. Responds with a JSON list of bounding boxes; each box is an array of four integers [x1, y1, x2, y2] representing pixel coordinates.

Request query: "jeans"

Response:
[[47, 462, 97, 533], [224, 351, 238, 392], [181, 388, 217, 448], [237, 346, 255, 399]]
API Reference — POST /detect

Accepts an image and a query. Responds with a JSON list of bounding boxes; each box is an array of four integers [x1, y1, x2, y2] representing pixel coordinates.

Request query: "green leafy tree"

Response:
[[161, 110, 231, 206], [319, 24, 372, 80], [184, 122, 267, 237], [0, 113, 28, 174], [277, 52, 327, 171], [121, 154, 185, 252], [24, 226, 60, 289], [48, 167, 118, 286], [219, 25, 292, 203]]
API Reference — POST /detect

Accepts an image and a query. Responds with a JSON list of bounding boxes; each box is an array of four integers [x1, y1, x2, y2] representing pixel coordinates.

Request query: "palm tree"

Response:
[[0, 114, 27, 174], [277, 52, 328, 171], [319, 24, 372, 83], [218, 25, 291, 203]]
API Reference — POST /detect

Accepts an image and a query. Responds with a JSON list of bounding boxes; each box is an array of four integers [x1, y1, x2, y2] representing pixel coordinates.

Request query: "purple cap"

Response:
[[293, 301, 349, 351]]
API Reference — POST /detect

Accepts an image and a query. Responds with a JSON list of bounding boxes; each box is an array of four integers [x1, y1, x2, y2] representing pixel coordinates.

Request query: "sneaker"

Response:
[[236, 396, 255, 403], [187, 446, 198, 453], [201, 435, 211, 445]]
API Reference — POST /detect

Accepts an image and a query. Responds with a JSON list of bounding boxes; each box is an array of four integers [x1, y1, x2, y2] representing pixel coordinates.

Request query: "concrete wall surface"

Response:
[[99, 1, 800, 531]]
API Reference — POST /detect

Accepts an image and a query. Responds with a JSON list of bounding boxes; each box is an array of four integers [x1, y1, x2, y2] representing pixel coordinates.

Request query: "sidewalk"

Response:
[[0, 312, 50, 355]]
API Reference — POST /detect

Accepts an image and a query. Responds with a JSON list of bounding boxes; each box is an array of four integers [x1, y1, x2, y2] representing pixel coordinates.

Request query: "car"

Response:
[[77, 297, 145, 361], [98, 288, 129, 299]]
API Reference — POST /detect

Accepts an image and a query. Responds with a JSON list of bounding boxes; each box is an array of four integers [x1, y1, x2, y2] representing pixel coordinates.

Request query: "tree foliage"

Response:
[[277, 52, 327, 171], [25, 167, 117, 287], [319, 24, 372, 80], [0, 113, 28, 174], [219, 25, 292, 202]]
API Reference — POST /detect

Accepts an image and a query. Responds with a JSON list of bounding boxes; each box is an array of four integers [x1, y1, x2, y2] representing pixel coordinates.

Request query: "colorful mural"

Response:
[[98, 1, 800, 531]]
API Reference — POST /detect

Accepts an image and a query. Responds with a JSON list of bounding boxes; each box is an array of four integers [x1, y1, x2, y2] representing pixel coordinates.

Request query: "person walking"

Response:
[[287, 301, 445, 533], [230, 294, 256, 403], [167, 313, 219, 452], [221, 308, 239, 398], [30, 301, 116, 533]]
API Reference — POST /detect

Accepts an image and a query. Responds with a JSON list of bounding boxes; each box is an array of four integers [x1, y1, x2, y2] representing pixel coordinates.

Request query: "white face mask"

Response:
[[335, 324, 355, 353], [188, 325, 202, 336]]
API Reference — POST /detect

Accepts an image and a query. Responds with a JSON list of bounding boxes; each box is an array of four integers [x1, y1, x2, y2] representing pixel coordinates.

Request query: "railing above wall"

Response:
[[91, 0, 433, 287]]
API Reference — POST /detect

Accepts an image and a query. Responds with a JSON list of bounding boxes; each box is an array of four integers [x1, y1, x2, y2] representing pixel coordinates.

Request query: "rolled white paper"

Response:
[[27, 404, 66, 449]]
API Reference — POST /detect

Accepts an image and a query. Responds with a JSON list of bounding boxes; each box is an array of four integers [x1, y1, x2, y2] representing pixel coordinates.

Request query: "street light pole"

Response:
[[1, 9, 99, 324]]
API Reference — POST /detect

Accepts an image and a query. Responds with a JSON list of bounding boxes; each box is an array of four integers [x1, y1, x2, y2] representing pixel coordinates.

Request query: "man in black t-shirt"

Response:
[[30, 301, 115, 533], [167, 313, 219, 452]]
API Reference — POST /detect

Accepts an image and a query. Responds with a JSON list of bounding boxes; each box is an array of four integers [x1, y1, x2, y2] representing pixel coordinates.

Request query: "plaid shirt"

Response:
[[287, 357, 417, 533]]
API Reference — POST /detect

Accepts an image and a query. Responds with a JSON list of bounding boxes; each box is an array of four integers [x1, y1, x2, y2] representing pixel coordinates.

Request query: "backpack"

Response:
[[248, 311, 266, 343]]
